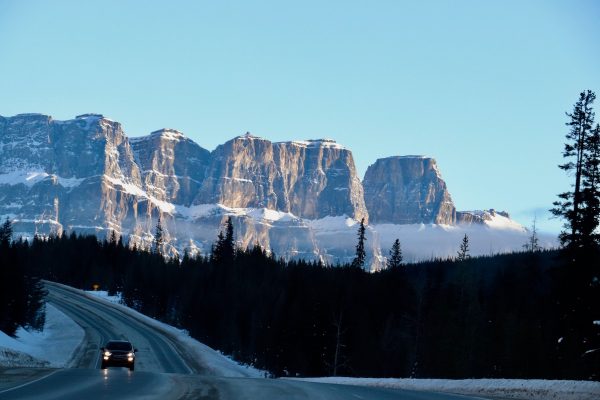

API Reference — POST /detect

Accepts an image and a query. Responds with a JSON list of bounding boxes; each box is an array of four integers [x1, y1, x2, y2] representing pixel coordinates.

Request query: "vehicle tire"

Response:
[[101, 363, 107, 369]]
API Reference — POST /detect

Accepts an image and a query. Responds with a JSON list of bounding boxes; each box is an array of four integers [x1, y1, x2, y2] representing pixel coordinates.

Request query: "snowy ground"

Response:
[[0, 304, 84, 367], [290, 377, 600, 400], [2, 288, 598, 400]]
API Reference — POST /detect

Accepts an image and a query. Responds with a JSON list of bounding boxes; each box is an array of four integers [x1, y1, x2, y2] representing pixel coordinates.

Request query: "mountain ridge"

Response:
[[0, 113, 556, 268]]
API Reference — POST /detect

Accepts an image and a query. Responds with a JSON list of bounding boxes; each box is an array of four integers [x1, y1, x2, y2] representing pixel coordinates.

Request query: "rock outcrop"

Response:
[[363, 156, 456, 225], [131, 129, 211, 206], [197, 134, 368, 222], [0, 113, 148, 238], [0, 113, 536, 267], [456, 209, 511, 225]]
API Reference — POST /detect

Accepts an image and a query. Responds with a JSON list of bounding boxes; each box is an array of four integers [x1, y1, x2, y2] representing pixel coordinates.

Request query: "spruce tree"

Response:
[[523, 217, 540, 252], [0, 218, 12, 246], [387, 238, 403, 269], [212, 217, 235, 265], [351, 218, 367, 269], [580, 123, 600, 247], [551, 90, 599, 249], [212, 231, 225, 263], [457, 234, 470, 261], [153, 215, 164, 255], [223, 217, 235, 262]]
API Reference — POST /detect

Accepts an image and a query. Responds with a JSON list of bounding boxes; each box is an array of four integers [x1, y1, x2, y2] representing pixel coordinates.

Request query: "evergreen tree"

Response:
[[153, 215, 164, 255], [0, 217, 12, 245], [523, 217, 540, 252], [580, 123, 600, 247], [457, 234, 470, 261], [351, 218, 367, 269], [212, 217, 234, 264], [551, 90, 599, 249], [387, 238, 403, 269], [223, 217, 235, 263]]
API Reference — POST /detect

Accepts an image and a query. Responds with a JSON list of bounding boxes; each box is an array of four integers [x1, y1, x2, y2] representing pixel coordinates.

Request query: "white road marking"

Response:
[[0, 370, 61, 394]]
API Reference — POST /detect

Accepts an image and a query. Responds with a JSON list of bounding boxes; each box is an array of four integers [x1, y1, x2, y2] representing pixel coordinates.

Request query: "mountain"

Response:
[[0, 113, 146, 239], [363, 156, 455, 224], [195, 134, 368, 221], [130, 128, 211, 207], [0, 113, 556, 268]]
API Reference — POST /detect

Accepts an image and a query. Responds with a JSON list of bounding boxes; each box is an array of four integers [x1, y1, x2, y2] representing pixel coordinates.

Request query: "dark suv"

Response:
[[101, 340, 137, 371]]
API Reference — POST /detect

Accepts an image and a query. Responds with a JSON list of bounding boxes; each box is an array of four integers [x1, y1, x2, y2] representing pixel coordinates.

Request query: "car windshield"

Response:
[[106, 341, 132, 351]]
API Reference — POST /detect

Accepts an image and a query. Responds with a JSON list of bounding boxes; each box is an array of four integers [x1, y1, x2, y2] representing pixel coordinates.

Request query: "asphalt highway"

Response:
[[0, 282, 490, 400]]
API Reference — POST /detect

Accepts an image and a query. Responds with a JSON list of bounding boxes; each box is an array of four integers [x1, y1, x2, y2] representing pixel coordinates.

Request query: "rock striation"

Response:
[[456, 209, 511, 225], [363, 156, 456, 225], [131, 129, 211, 206], [197, 134, 368, 222], [0, 113, 534, 267], [0, 113, 148, 238]]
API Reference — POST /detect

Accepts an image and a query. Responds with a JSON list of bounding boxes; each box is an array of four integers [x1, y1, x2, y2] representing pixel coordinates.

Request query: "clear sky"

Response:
[[1, 0, 599, 233]]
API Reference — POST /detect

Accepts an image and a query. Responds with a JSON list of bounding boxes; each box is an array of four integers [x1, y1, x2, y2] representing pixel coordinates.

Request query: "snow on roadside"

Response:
[[0, 304, 84, 368], [85, 290, 121, 305], [84, 288, 264, 378], [290, 377, 600, 400]]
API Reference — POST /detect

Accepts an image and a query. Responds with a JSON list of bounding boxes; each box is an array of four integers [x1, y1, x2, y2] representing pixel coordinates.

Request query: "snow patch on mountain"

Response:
[[0, 171, 49, 187], [0, 171, 85, 188]]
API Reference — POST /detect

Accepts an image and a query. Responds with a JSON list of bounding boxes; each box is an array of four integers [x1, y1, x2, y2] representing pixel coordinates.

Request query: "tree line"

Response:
[[0, 90, 598, 379], [0, 224, 596, 379]]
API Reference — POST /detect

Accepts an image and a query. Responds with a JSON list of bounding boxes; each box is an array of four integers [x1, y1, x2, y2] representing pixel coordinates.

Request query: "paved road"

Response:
[[44, 282, 197, 374], [0, 370, 482, 400], [0, 282, 490, 400]]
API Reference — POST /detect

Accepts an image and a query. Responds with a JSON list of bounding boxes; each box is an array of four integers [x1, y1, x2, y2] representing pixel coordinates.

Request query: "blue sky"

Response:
[[1, 0, 599, 233]]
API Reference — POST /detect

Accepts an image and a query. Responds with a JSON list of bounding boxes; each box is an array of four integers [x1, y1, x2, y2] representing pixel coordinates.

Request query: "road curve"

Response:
[[45, 282, 197, 374], [0, 282, 492, 400]]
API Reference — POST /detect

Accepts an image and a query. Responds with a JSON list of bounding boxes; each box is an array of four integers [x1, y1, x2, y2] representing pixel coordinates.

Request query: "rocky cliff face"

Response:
[[130, 129, 211, 206], [363, 156, 456, 225], [0, 113, 535, 268], [456, 209, 511, 225], [197, 134, 368, 222], [0, 113, 150, 238]]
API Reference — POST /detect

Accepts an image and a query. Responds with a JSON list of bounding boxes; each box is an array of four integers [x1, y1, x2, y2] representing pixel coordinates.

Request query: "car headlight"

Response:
[[127, 352, 134, 357], [104, 351, 111, 357]]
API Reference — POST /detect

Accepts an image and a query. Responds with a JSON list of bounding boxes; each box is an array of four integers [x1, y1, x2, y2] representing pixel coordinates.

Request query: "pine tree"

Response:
[[223, 217, 235, 262], [551, 90, 599, 249], [457, 234, 470, 261], [351, 218, 367, 269], [387, 238, 403, 269], [580, 123, 600, 247], [523, 217, 540, 252], [212, 217, 235, 265], [153, 215, 164, 255], [0, 218, 12, 246]]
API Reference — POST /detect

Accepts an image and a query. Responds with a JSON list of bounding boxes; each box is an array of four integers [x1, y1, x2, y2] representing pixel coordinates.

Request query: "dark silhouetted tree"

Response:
[[212, 217, 235, 264], [0, 218, 12, 245], [457, 234, 470, 261], [387, 238, 403, 268], [551, 90, 598, 249], [351, 218, 366, 269], [153, 215, 164, 255], [523, 217, 541, 252], [580, 123, 600, 247]]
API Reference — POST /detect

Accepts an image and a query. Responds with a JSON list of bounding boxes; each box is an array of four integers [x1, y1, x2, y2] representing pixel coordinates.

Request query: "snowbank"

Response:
[[84, 288, 264, 378], [290, 377, 600, 400], [0, 304, 84, 367]]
